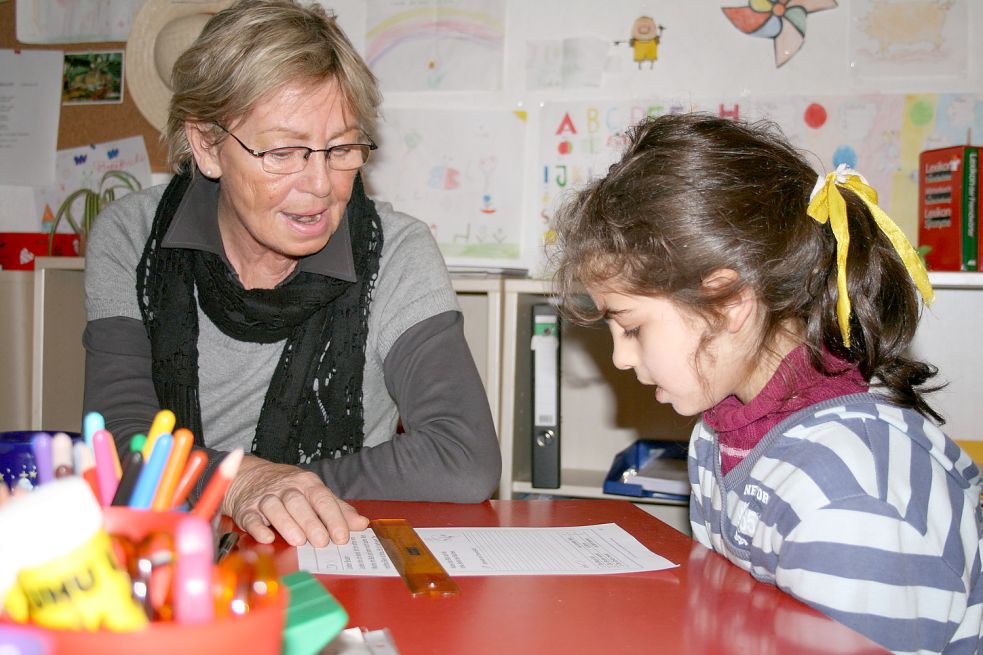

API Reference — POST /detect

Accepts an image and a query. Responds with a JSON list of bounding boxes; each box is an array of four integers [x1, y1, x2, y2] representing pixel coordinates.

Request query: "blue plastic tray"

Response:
[[603, 439, 689, 501]]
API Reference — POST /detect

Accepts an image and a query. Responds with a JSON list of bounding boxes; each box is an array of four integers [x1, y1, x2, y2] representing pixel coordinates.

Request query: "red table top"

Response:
[[270, 499, 888, 655]]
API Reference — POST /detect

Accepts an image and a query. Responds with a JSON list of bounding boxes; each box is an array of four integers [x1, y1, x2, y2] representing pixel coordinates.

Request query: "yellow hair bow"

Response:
[[806, 164, 934, 348]]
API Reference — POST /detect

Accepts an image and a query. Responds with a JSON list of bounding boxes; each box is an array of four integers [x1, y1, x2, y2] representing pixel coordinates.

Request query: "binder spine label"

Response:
[[531, 305, 561, 489]]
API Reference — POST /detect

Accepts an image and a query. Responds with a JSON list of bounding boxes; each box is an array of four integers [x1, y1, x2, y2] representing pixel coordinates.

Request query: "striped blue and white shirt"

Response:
[[689, 393, 983, 655]]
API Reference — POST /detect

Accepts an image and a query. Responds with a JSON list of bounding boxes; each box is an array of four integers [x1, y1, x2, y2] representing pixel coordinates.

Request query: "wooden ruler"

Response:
[[369, 519, 459, 597]]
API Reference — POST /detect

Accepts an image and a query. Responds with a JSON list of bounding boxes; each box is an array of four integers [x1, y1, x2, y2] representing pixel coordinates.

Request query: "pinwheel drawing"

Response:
[[722, 0, 838, 67]]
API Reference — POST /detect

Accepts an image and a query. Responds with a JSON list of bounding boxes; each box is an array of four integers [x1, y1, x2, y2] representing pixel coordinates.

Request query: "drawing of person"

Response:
[[622, 16, 664, 69]]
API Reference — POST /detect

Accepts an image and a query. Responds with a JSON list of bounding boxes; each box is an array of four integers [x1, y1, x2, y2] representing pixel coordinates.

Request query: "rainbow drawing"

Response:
[[365, 5, 505, 69]]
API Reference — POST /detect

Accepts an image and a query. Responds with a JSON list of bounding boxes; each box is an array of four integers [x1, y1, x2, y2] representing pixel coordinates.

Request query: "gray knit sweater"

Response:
[[83, 180, 501, 502]]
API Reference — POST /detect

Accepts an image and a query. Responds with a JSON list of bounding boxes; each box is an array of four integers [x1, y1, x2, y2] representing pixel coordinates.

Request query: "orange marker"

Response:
[[170, 450, 209, 509], [191, 449, 243, 522], [152, 428, 193, 511], [142, 409, 176, 461]]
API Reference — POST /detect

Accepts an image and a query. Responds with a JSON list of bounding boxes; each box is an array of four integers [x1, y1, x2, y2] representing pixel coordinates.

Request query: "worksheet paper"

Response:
[[297, 523, 677, 576], [0, 50, 62, 187]]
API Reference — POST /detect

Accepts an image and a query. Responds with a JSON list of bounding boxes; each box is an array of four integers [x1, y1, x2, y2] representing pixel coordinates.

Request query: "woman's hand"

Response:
[[221, 455, 369, 547]]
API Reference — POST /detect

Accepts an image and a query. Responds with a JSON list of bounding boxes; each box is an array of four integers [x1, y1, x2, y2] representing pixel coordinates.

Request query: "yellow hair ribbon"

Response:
[[806, 164, 934, 348]]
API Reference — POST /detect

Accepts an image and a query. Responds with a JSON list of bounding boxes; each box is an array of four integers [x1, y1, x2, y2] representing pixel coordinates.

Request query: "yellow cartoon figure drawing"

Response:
[[622, 16, 665, 69]]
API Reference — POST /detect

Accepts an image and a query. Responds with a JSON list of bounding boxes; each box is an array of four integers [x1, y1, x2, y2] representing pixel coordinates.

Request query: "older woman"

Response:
[[83, 0, 500, 547]]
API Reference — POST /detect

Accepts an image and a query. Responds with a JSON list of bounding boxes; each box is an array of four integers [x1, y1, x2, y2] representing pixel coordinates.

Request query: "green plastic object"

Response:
[[281, 570, 349, 655]]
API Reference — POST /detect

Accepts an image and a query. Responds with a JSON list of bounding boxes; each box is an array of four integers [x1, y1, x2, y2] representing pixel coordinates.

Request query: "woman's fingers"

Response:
[[280, 487, 331, 547], [309, 485, 359, 545], [236, 507, 276, 544], [340, 499, 370, 530], [222, 458, 368, 546]]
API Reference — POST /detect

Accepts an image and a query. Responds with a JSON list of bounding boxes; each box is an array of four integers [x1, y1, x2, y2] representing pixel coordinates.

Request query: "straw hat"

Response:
[[126, 0, 233, 132]]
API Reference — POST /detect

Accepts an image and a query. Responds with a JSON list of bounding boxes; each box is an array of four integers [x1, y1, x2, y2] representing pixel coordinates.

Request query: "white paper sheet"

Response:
[[0, 50, 62, 187], [298, 523, 677, 576], [16, 0, 140, 44]]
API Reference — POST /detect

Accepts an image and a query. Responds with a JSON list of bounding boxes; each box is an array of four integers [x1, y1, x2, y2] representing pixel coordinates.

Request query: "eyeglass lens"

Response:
[[262, 145, 371, 174]]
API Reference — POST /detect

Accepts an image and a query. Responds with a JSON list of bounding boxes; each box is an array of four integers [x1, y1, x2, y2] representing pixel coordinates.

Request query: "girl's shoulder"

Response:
[[769, 393, 981, 503]]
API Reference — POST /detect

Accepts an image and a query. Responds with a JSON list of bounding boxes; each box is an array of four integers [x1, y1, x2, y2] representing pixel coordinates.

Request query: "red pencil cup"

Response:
[[30, 508, 287, 655]]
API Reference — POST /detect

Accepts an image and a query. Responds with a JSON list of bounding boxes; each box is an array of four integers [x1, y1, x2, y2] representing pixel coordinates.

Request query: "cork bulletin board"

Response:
[[0, 1, 169, 172]]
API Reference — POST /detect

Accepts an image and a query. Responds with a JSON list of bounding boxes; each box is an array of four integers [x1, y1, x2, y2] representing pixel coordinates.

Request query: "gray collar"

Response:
[[160, 174, 356, 282]]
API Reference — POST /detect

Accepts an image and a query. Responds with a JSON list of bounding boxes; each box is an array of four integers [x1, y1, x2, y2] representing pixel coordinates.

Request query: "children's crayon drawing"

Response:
[[721, 0, 839, 67], [364, 108, 525, 267], [525, 37, 608, 90], [614, 16, 665, 69], [848, 0, 968, 78], [34, 136, 151, 234], [365, 0, 505, 91]]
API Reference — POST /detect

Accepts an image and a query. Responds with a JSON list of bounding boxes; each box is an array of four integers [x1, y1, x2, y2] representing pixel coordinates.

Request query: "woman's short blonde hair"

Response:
[[163, 0, 381, 174]]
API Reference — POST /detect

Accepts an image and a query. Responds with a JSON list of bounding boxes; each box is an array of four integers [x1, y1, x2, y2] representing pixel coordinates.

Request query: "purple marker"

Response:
[[30, 433, 54, 486]]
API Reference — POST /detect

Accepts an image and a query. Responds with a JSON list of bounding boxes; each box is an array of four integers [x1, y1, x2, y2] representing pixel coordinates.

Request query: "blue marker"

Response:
[[83, 411, 105, 449], [31, 432, 54, 485], [128, 433, 173, 510]]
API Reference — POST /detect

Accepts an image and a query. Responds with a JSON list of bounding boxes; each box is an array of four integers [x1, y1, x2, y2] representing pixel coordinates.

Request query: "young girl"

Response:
[[553, 113, 982, 654]]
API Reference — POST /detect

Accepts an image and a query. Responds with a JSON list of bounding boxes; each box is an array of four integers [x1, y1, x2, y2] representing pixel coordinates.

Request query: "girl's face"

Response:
[[588, 286, 756, 416]]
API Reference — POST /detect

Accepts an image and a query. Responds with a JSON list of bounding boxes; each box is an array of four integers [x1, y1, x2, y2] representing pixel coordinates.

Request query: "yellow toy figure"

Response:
[[623, 16, 664, 69]]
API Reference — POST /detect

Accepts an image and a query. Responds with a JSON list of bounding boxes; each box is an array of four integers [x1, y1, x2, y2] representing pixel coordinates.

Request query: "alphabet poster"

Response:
[[539, 93, 983, 259]]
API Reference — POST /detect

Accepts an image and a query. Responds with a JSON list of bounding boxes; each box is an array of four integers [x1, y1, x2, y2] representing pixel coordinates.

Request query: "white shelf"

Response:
[[927, 271, 983, 290], [512, 468, 687, 506]]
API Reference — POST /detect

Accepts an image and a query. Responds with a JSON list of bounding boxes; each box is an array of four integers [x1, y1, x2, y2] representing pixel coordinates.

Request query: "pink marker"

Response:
[[173, 514, 215, 624], [91, 429, 120, 507]]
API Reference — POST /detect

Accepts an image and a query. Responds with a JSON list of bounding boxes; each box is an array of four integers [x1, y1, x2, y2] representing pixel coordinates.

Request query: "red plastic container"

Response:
[[7, 508, 286, 655], [0, 233, 80, 270]]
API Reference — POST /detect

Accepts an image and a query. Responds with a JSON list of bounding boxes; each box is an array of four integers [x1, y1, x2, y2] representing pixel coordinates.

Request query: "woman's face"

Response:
[[194, 77, 362, 273]]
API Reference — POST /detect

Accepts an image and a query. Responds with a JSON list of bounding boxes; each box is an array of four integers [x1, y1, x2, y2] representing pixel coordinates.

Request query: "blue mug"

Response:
[[0, 431, 82, 490]]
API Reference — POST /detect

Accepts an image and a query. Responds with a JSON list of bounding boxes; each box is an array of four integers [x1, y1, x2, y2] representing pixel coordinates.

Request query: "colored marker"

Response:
[[51, 433, 74, 478], [214, 531, 239, 564], [129, 434, 147, 454], [82, 411, 104, 449], [151, 428, 193, 511], [92, 429, 120, 507], [174, 515, 215, 624], [170, 450, 208, 509], [142, 410, 176, 461], [191, 449, 243, 522], [30, 433, 53, 486], [129, 433, 173, 510], [73, 442, 100, 504], [111, 450, 144, 506]]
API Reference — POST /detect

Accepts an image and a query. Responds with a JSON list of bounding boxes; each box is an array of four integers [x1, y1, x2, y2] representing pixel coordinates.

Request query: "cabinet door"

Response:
[[33, 265, 86, 432]]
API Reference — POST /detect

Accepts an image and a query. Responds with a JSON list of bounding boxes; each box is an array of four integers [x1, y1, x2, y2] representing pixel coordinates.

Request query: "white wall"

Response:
[[369, 0, 983, 272]]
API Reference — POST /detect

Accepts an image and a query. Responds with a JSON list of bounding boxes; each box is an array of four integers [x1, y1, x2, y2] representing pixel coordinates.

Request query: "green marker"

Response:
[[129, 433, 146, 454]]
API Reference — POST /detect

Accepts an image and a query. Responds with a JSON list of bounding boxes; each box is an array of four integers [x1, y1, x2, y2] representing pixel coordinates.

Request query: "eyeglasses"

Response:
[[215, 124, 377, 175]]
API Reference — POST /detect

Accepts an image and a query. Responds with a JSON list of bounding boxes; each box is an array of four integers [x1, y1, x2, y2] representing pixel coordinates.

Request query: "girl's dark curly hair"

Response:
[[553, 112, 942, 422]]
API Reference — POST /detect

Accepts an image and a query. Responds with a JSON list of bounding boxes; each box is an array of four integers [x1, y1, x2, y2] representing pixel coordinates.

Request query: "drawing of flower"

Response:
[[721, 0, 838, 67]]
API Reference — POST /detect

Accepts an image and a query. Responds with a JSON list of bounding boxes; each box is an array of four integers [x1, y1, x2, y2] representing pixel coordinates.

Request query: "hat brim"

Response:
[[126, 0, 233, 132]]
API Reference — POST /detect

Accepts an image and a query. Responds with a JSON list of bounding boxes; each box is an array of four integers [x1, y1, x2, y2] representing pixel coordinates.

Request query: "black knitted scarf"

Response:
[[136, 172, 382, 464]]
